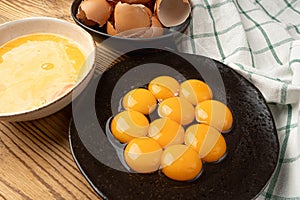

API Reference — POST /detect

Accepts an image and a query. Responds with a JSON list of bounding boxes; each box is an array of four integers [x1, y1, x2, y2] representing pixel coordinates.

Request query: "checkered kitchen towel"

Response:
[[179, 0, 300, 199]]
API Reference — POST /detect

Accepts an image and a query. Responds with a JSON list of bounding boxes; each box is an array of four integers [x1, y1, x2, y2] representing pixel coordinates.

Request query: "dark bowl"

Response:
[[69, 49, 279, 200], [70, 0, 191, 52]]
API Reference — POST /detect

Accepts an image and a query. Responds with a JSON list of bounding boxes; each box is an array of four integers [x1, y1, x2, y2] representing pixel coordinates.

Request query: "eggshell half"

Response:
[[76, 6, 97, 26], [79, 0, 113, 27], [155, 0, 191, 27], [114, 2, 152, 33]]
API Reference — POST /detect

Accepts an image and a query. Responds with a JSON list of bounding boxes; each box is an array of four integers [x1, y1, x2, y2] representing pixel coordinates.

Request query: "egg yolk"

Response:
[[110, 110, 149, 143], [148, 76, 179, 101], [158, 97, 195, 125], [180, 79, 212, 105], [195, 100, 233, 132], [148, 118, 184, 148], [122, 88, 157, 115], [185, 124, 227, 163], [161, 144, 202, 181], [124, 137, 163, 173]]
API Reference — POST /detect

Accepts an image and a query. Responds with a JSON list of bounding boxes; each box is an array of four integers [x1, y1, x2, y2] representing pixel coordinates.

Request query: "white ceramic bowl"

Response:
[[0, 17, 96, 121]]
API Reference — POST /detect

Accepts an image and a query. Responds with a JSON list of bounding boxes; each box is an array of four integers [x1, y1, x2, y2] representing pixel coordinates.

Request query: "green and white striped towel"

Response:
[[179, 0, 300, 199]]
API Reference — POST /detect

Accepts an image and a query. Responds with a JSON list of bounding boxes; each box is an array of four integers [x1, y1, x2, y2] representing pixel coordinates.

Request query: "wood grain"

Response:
[[0, 0, 118, 199], [0, 106, 101, 199]]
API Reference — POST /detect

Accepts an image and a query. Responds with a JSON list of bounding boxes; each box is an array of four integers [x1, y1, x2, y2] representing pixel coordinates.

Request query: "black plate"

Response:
[[69, 49, 279, 200]]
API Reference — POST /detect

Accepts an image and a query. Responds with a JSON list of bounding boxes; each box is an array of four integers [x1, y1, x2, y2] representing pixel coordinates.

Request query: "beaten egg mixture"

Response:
[[0, 33, 85, 114]]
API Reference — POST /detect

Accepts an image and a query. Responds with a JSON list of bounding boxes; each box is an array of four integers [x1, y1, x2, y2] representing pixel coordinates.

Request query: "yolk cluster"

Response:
[[110, 76, 233, 182]]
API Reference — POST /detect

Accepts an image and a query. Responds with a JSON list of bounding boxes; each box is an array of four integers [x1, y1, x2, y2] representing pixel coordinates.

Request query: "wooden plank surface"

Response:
[[0, 0, 116, 199], [0, 107, 99, 200]]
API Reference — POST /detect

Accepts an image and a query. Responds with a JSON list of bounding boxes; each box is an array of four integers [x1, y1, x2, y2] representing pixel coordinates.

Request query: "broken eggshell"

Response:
[[107, 21, 118, 36], [77, 0, 113, 27], [114, 2, 152, 33], [106, 2, 163, 38], [76, 6, 97, 26], [155, 0, 191, 27], [75, 0, 190, 38], [141, 16, 164, 38]]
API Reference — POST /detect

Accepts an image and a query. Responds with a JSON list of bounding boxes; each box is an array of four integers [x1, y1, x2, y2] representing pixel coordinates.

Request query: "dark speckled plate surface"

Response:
[[69, 49, 279, 200]]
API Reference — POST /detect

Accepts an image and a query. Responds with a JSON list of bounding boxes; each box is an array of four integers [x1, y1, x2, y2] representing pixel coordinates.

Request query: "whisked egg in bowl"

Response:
[[0, 17, 96, 121]]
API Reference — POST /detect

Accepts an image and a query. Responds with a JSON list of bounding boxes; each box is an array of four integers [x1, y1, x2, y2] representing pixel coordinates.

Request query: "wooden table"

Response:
[[0, 0, 113, 199]]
